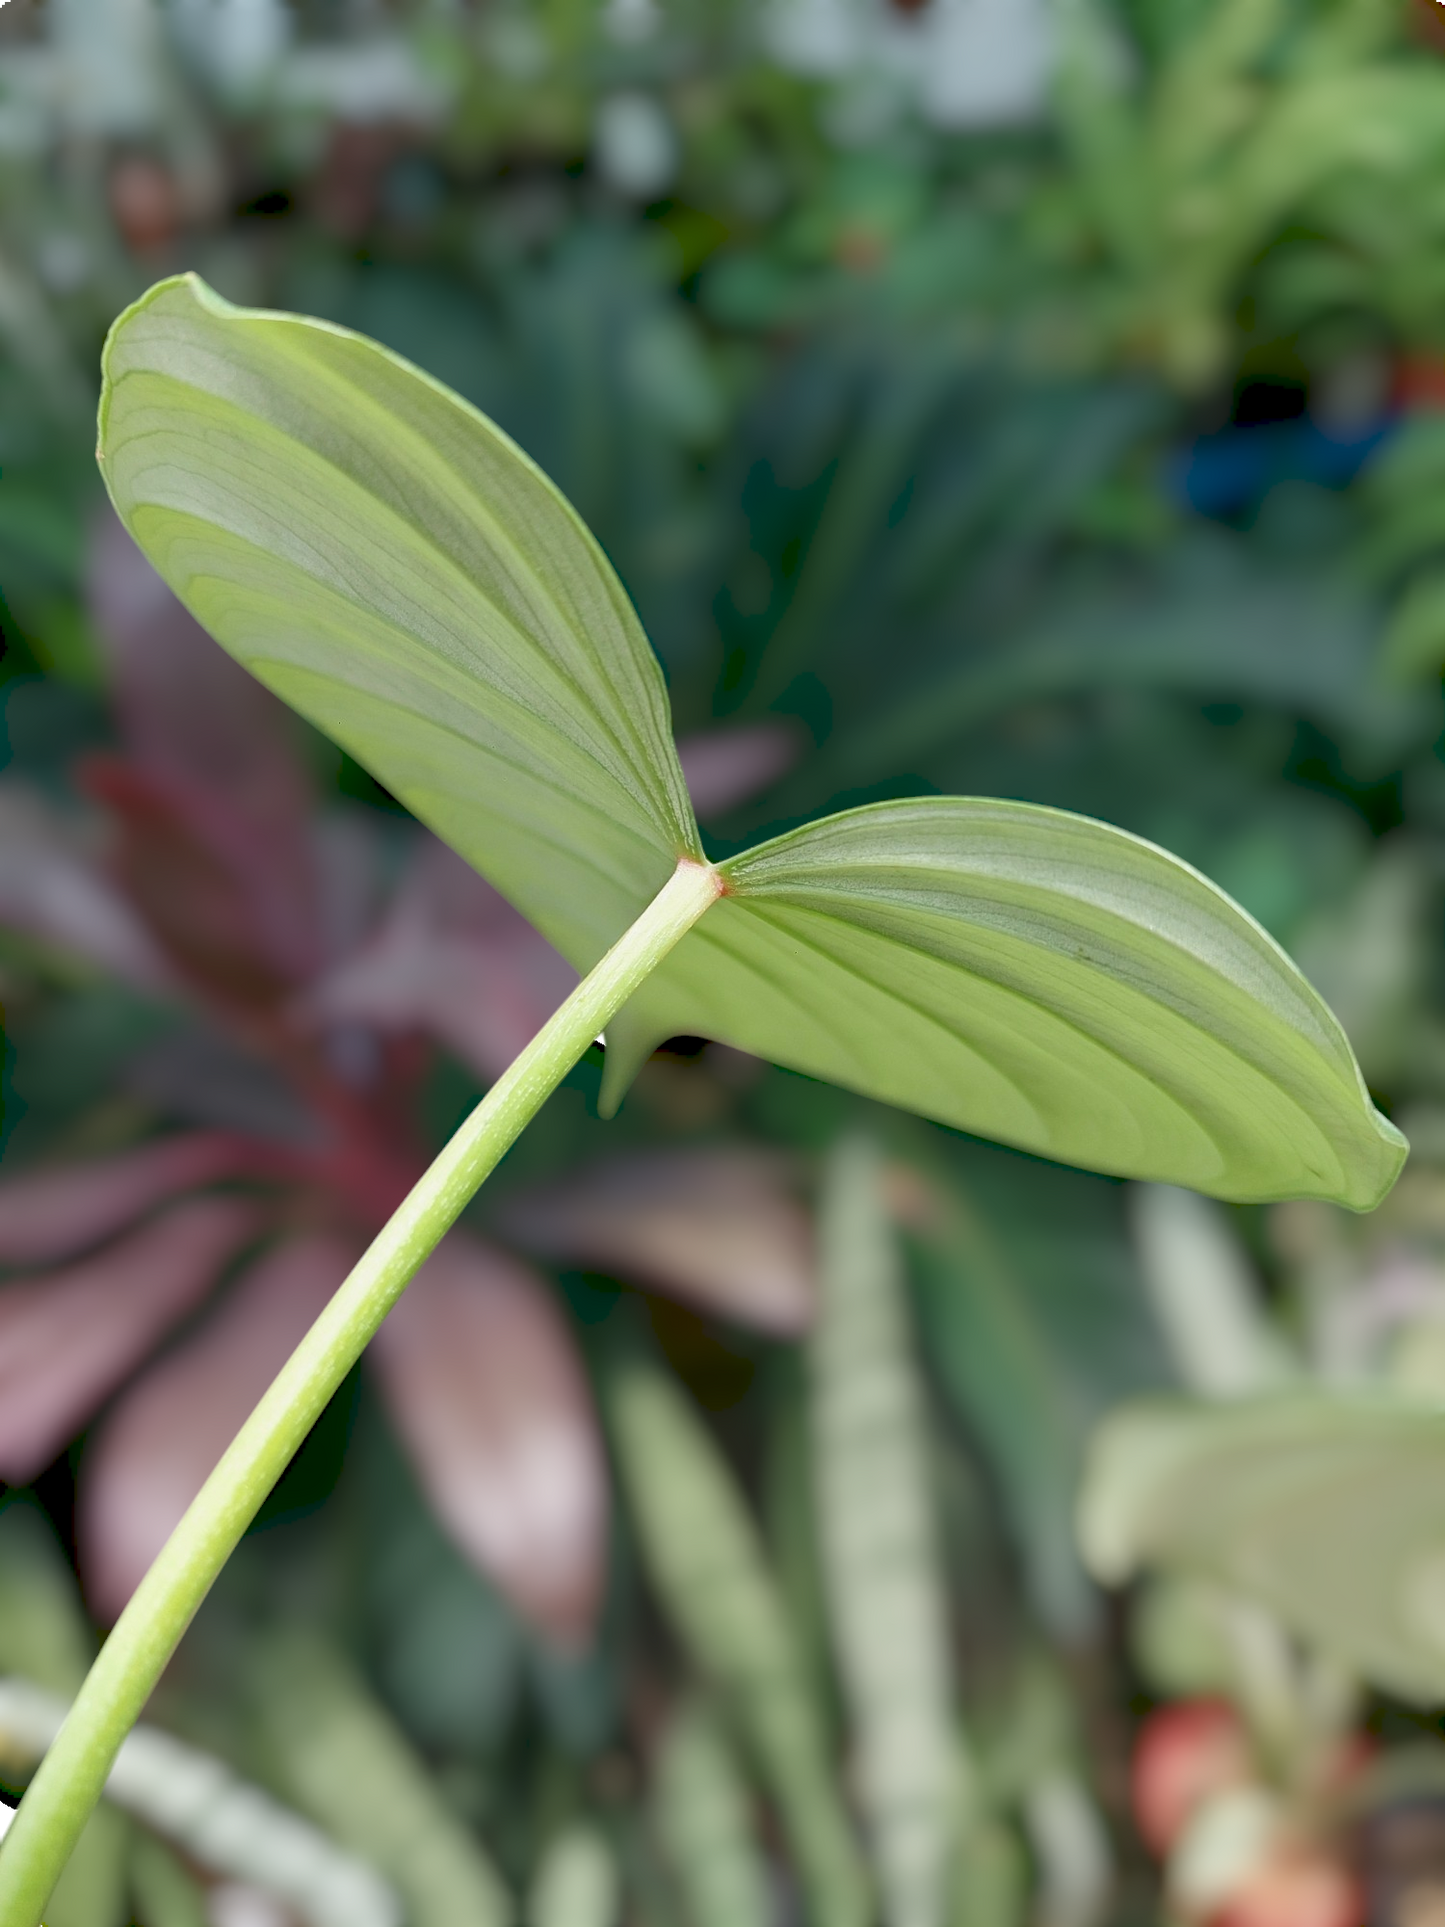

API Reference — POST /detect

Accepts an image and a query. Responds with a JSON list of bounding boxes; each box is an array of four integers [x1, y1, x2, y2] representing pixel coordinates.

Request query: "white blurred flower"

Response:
[[914, 0, 1053, 127], [54, 0, 166, 136], [168, 0, 292, 98], [36, 232, 90, 294], [594, 92, 677, 199], [764, 0, 1054, 130], [603, 0, 662, 44], [764, 0, 863, 76], [208, 1885, 291, 1927], [275, 41, 453, 123], [0, 72, 48, 159]]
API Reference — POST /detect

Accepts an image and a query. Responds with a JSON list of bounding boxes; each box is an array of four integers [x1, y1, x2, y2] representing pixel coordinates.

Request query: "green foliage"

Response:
[[1080, 1391, 1445, 1704], [811, 1137, 956, 1927], [101, 275, 1403, 1208], [249, 1629, 511, 1927], [98, 275, 700, 982], [128, 1837, 206, 1927], [0, 1506, 94, 1699], [1053, 0, 1445, 384], [609, 1359, 870, 1926], [652, 1701, 770, 1927], [529, 1824, 620, 1927], [7, 0, 1445, 1918]]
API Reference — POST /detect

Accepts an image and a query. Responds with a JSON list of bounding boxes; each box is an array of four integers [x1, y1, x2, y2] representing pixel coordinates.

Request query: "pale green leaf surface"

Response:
[[609, 1364, 869, 1927], [250, 1630, 511, 1927], [529, 1826, 619, 1927], [1078, 1394, 1445, 1703], [811, 1138, 957, 1927], [608, 801, 1404, 1208], [653, 1700, 770, 1927], [98, 273, 699, 981], [101, 277, 1402, 1209]]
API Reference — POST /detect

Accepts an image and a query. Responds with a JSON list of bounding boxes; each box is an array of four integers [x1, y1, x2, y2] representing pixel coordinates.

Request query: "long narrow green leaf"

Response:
[[1078, 1393, 1445, 1702], [908, 1181, 1097, 1640], [1130, 1184, 1297, 1397], [530, 1825, 620, 1927], [811, 1137, 956, 1927], [609, 1364, 869, 1927], [250, 1630, 511, 1927], [652, 1700, 770, 1927], [950, 1814, 1026, 1927]]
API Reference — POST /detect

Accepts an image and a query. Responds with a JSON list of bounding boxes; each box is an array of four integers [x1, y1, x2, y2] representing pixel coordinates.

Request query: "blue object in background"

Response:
[[1174, 415, 1394, 519]]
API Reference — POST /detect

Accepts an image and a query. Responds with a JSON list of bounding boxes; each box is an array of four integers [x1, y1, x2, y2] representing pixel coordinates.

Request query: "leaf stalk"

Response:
[[0, 856, 722, 1927]]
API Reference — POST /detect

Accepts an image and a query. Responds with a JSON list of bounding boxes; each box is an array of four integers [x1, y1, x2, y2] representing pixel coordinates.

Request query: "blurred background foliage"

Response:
[[5, 0, 1445, 1922]]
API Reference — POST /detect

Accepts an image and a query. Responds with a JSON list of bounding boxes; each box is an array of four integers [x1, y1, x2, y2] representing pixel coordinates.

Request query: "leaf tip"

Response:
[[1345, 1107, 1409, 1213]]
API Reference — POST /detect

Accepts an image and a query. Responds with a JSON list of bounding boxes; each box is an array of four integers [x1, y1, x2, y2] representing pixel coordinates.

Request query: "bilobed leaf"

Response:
[[1077, 1393, 1445, 1703], [100, 277, 1402, 1210]]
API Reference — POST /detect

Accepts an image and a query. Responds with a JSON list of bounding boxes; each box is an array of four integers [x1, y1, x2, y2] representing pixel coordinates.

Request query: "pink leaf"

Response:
[[368, 1231, 606, 1646], [676, 722, 802, 818], [303, 834, 577, 1080], [78, 1230, 357, 1619], [0, 1133, 262, 1269], [499, 1148, 816, 1335], [82, 758, 322, 1006], [86, 509, 324, 985], [0, 782, 172, 986], [0, 1195, 261, 1486]]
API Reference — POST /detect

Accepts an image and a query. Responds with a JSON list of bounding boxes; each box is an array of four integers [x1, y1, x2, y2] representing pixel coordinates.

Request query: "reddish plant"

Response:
[[1133, 1699, 1255, 1856], [0, 511, 807, 1642]]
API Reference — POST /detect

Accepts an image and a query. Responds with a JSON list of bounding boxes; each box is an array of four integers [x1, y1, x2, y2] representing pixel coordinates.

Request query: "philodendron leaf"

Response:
[[99, 274, 700, 982], [618, 804, 1404, 1208], [100, 275, 1403, 1209], [1078, 1394, 1445, 1703]]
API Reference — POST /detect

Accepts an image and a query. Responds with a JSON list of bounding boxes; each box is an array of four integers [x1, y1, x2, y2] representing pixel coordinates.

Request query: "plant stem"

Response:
[[0, 856, 723, 1927]]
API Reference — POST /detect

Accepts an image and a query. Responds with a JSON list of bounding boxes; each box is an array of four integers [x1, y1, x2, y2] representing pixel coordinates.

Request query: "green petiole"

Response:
[[0, 856, 722, 1927]]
